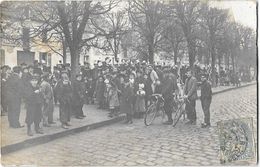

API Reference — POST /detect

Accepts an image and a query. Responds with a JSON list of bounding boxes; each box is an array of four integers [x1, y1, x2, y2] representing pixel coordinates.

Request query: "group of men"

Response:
[[1, 60, 214, 137]]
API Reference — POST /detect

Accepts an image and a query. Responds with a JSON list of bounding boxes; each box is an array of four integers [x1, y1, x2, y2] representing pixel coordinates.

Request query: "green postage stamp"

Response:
[[217, 118, 255, 164]]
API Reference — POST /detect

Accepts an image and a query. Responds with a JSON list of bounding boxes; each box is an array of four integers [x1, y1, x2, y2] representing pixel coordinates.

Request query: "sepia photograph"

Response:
[[0, 0, 257, 166]]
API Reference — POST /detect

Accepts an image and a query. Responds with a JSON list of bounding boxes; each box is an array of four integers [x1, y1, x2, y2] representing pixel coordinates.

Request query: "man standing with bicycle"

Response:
[[183, 68, 198, 125], [162, 68, 178, 125]]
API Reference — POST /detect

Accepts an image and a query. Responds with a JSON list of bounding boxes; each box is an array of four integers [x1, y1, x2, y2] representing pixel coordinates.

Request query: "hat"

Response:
[[76, 73, 82, 78], [1, 65, 9, 70], [33, 67, 42, 75], [200, 74, 207, 78], [13, 66, 21, 73]]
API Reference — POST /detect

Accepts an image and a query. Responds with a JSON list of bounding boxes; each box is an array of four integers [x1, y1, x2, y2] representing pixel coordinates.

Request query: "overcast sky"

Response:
[[210, 0, 257, 30]]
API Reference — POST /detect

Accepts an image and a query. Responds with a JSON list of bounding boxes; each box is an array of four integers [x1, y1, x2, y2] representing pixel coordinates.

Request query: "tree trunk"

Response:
[[70, 48, 80, 82], [187, 40, 195, 69], [211, 46, 216, 87], [173, 47, 178, 65], [231, 51, 235, 72], [148, 44, 154, 64], [62, 40, 67, 64]]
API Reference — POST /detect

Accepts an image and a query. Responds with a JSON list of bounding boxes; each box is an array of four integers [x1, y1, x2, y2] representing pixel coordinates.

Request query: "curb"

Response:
[[211, 82, 256, 96], [1, 115, 126, 155]]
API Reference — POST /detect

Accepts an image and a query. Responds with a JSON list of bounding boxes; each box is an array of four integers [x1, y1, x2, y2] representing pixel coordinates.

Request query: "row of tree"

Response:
[[1, 0, 256, 83]]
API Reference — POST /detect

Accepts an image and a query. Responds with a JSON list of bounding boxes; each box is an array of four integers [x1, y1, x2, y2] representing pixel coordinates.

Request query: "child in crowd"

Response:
[[135, 83, 146, 118]]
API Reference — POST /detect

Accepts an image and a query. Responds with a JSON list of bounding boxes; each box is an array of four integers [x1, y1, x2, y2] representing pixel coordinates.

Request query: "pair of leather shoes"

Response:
[[201, 123, 211, 128], [36, 129, 44, 134], [43, 124, 51, 127], [62, 124, 69, 129]]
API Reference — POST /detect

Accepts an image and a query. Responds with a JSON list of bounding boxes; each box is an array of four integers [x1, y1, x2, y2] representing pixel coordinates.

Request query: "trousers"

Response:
[[185, 99, 196, 122], [201, 98, 211, 125]]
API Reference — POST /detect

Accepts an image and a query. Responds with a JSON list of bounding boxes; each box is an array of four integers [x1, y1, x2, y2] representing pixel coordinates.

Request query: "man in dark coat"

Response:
[[183, 68, 198, 125], [200, 74, 212, 128], [161, 69, 178, 125], [6, 66, 23, 128], [55, 71, 73, 129], [72, 74, 86, 119], [24, 74, 44, 136]]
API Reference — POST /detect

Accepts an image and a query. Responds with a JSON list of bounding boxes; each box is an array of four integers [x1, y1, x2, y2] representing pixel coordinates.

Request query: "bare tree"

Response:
[[160, 18, 185, 65], [128, 0, 166, 63], [91, 10, 128, 62], [200, 4, 228, 86], [170, 0, 201, 68]]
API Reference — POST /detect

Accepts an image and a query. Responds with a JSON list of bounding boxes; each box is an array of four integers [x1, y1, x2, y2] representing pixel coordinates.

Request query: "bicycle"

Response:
[[144, 94, 167, 126], [172, 97, 189, 127]]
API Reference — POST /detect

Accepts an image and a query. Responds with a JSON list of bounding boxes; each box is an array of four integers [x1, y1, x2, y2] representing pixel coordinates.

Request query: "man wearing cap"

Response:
[[72, 74, 86, 119], [183, 68, 198, 125], [200, 74, 212, 128], [6, 66, 23, 128], [55, 71, 73, 129], [24, 74, 44, 136]]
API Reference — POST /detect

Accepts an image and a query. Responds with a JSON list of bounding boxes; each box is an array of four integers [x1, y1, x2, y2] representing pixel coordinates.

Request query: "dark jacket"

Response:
[[200, 80, 212, 100], [161, 74, 178, 99], [23, 83, 44, 105], [55, 80, 73, 104], [6, 73, 23, 103], [183, 76, 198, 100], [73, 80, 85, 106]]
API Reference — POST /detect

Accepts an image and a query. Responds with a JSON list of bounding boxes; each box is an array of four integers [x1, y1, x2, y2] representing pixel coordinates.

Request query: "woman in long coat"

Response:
[[120, 77, 134, 124]]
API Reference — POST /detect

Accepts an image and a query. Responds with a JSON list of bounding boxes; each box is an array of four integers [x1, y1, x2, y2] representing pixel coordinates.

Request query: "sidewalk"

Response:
[[1, 81, 256, 155], [1, 104, 125, 154]]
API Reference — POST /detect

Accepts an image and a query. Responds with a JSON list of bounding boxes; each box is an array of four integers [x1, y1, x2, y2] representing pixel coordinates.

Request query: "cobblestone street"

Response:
[[2, 85, 257, 166]]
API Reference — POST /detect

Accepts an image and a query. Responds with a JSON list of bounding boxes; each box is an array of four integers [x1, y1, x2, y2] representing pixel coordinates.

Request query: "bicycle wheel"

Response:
[[144, 103, 157, 126], [172, 102, 185, 127]]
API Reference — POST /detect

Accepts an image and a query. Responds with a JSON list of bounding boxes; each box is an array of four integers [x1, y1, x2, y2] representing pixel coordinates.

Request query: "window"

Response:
[[47, 53, 51, 67], [0, 49, 5, 66], [39, 52, 47, 64], [22, 28, 30, 50]]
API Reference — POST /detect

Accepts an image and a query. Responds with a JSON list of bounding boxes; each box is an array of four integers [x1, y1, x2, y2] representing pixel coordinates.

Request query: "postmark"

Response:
[[217, 118, 255, 164]]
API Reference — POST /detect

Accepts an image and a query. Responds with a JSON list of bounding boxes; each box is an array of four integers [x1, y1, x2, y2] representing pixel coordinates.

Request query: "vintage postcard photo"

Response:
[[0, 0, 257, 166]]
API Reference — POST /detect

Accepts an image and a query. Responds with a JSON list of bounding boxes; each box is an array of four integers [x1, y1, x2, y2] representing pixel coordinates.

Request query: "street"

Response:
[[2, 85, 257, 166]]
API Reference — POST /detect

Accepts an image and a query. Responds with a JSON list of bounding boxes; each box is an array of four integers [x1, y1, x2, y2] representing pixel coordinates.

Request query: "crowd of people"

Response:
[[0, 59, 254, 136]]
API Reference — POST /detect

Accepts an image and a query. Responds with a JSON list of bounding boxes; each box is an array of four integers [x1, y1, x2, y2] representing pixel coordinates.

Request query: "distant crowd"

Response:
[[1, 59, 255, 136]]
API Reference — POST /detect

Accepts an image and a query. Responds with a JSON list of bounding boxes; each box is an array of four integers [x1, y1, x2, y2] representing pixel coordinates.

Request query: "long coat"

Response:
[[95, 80, 105, 103], [120, 83, 134, 114], [6, 73, 23, 105], [72, 80, 85, 106], [183, 76, 198, 100]]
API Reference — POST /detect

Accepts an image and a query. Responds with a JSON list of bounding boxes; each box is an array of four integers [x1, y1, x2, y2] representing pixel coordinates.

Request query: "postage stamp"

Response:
[[217, 118, 255, 164]]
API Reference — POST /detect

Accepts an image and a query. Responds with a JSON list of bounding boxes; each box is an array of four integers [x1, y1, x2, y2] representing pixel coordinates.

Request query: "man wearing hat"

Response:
[[6, 66, 23, 128], [183, 67, 198, 125], [200, 74, 212, 128]]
